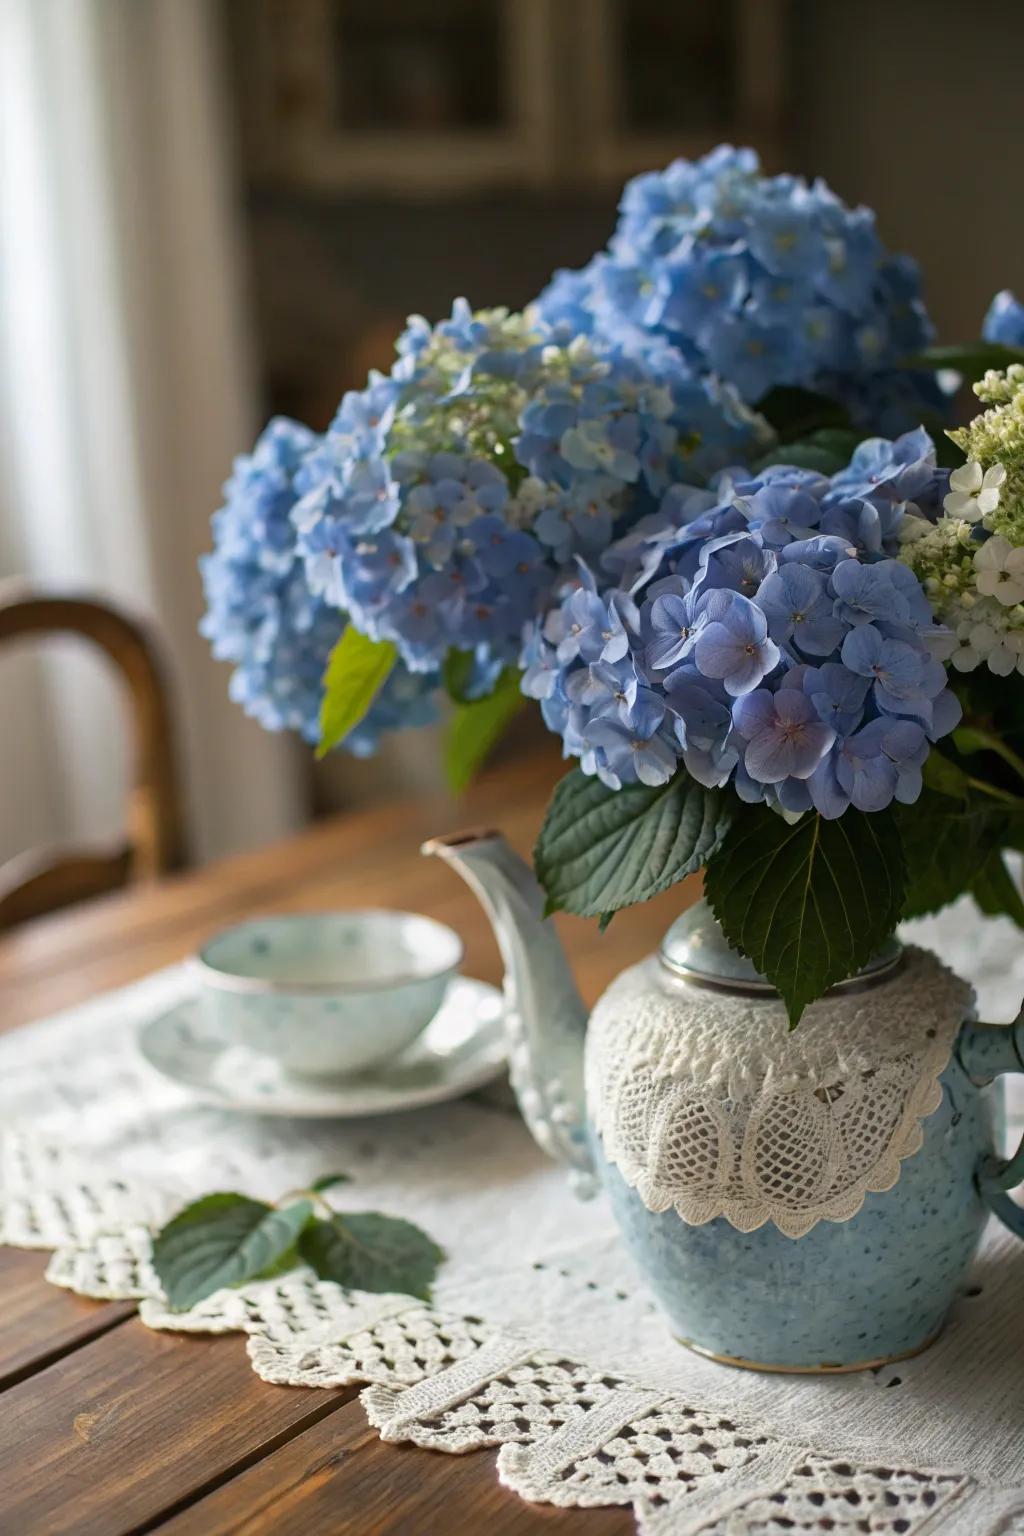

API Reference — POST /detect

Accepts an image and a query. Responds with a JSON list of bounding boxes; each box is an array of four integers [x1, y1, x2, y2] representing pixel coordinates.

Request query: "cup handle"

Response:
[[960, 1009, 1024, 1238]]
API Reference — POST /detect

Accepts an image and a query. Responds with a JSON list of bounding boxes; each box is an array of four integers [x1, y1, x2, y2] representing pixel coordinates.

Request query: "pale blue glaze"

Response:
[[596, 1057, 995, 1369], [191, 910, 462, 1078], [426, 832, 1024, 1369]]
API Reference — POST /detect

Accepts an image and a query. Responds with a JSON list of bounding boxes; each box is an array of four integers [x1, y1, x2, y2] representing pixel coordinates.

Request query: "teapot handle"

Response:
[[959, 1009, 1024, 1239]]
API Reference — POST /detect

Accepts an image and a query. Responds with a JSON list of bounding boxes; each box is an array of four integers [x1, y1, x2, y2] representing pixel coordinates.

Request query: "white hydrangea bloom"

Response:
[[943, 459, 1006, 522], [897, 513, 930, 544], [974, 535, 1024, 606], [1004, 630, 1024, 675], [947, 597, 1024, 675], [951, 616, 992, 671], [988, 641, 1019, 676]]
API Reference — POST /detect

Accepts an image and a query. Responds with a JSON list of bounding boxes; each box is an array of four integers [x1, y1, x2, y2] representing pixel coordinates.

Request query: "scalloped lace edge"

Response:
[[599, 1040, 953, 1239], [0, 1131, 1017, 1536]]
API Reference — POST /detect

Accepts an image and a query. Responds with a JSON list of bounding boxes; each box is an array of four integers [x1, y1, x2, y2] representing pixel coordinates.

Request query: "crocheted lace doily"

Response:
[[586, 947, 974, 1237], [5, 1131, 1019, 1536], [1, 895, 1022, 1536]]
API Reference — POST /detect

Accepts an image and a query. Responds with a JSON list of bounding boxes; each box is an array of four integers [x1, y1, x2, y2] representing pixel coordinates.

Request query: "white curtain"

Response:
[[0, 0, 307, 865]]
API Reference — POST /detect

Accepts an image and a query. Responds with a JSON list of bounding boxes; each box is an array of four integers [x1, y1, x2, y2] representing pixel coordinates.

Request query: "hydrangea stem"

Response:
[[956, 725, 1024, 788]]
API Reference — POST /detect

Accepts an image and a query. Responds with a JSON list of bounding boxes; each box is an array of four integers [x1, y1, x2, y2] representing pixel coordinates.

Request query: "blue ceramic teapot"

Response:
[[425, 829, 1024, 1373]]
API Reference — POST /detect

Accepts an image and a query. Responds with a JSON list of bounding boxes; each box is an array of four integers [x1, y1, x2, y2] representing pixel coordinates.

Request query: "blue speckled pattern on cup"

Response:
[[596, 1058, 997, 1371], [190, 910, 462, 1079]]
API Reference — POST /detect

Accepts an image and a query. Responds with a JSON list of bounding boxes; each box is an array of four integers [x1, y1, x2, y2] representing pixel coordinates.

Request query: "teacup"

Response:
[[189, 910, 463, 1079]]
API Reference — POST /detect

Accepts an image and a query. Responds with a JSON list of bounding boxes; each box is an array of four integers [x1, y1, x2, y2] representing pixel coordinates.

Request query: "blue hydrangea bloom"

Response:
[[291, 300, 768, 682], [519, 425, 959, 806], [534, 147, 941, 431], [200, 416, 438, 752], [206, 304, 957, 812], [982, 291, 1024, 348], [732, 688, 835, 783], [693, 592, 781, 696]]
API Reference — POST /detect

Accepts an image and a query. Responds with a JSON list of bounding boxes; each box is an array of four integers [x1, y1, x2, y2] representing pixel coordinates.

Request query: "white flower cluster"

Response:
[[944, 460, 1005, 522], [902, 367, 1024, 677]]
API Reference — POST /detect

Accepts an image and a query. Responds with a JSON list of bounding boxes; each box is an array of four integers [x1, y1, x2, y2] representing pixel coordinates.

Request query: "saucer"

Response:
[[137, 977, 506, 1118]]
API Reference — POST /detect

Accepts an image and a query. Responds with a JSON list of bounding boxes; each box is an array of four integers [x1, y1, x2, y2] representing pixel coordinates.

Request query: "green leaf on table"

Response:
[[704, 804, 905, 1028], [534, 767, 733, 920], [904, 342, 1024, 380], [971, 851, 1024, 930], [152, 1194, 314, 1312], [753, 427, 861, 477], [755, 386, 851, 440], [317, 629, 397, 759], [298, 1211, 444, 1301], [897, 789, 1009, 918], [444, 666, 525, 794], [310, 1173, 351, 1193]]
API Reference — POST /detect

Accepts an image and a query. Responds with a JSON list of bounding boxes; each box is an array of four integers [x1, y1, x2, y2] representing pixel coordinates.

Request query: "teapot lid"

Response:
[[659, 902, 902, 994]]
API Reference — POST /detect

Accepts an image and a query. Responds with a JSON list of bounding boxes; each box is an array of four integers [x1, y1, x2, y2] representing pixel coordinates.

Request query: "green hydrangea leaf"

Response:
[[754, 427, 861, 477], [298, 1212, 444, 1301], [905, 342, 1024, 380], [442, 648, 478, 705], [921, 751, 972, 799], [1006, 815, 1024, 855], [954, 724, 1004, 758], [318, 629, 398, 759], [755, 385, 851, 440], [444, 667, 524, 793], [310, 1173, 351, 1193], [704, 804, 905, 1028], [971, 851, 1024, 930], [897, 790, 1010, 918], [152, 1194, 314, 1312], [534, 767, 733, 920]]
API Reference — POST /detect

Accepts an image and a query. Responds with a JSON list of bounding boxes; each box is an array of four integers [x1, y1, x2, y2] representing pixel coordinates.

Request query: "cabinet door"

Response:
[[572, 0, 786, 184], [236, 0, 560, 195]]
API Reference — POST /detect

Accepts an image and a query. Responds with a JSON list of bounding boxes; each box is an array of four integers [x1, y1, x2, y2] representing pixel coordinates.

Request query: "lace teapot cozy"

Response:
[[585, 946, 974, 1239]]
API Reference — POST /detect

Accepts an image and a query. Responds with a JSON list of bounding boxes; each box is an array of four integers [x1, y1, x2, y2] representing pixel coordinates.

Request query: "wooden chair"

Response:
[[0, 584, 186, 929]]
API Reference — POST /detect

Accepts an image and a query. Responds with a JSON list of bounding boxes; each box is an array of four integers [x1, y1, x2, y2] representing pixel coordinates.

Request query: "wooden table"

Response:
[[0, 750, 700, 1535]]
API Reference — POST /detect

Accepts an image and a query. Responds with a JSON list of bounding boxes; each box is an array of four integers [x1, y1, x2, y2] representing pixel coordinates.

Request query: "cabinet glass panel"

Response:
[[332, 0, 505, 131], [620, 0, 736, 133]]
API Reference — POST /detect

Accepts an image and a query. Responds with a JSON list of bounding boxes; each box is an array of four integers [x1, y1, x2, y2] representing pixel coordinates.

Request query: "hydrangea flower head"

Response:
[[201, 417, 438, 751], [534, 147, 941, 432], [982, 291, 1024, 350], [903, 364, 1024, 675], [291, 300, 770, 678], [521, 427, 959, 812]]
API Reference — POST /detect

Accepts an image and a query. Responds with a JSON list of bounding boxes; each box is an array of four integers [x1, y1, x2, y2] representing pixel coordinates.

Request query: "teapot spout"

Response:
[[423, 829, 594, 1188]]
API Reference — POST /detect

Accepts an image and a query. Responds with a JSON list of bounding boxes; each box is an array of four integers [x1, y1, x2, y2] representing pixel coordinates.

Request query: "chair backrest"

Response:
[[0, 584, 186, 929]]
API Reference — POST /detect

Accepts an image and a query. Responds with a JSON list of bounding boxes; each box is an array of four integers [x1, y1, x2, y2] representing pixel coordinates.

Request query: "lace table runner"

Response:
[[1, 897, 1023, 1535]]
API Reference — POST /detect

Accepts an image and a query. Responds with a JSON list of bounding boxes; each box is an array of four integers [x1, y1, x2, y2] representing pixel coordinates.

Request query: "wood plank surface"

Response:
[[0, 1249, 135, 1390], [0, 752, 561, 1031], [0, 751, 683, 1533], [159, 1397, 632, 1536], [0, 748, 695, 1032], [0, 1322, 355, 1536]]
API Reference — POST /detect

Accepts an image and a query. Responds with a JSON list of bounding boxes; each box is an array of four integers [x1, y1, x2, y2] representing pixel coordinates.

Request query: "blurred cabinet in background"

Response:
[[230, 0, 786, 197], [576, 0, 785, 182], [234, 0, 559, 194]]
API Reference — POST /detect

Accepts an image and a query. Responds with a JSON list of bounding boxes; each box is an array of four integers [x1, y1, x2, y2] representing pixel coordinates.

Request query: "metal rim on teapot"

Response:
[[657, 904, 903, 996]]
